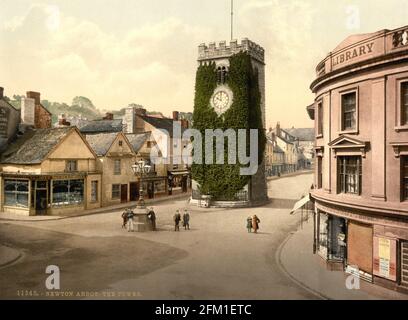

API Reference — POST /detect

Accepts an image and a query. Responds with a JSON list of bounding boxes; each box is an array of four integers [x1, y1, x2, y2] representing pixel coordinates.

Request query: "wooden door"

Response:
[[121, 184, 128, 203]]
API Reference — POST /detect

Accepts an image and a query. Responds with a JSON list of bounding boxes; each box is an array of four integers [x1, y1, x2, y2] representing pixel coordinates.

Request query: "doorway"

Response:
[[35, 190, 47, 215], [121, 184, 128, 203], [130, 182, 139, 201]]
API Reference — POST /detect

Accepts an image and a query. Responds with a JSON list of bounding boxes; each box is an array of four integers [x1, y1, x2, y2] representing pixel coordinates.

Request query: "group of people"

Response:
[[247, 215, 260, 233], [173, 209, 190, 231], [121, 207, 156, 232]]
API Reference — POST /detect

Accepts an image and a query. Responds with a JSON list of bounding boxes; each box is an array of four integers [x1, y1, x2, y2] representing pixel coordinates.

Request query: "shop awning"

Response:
[[290, 194, 311, 214]]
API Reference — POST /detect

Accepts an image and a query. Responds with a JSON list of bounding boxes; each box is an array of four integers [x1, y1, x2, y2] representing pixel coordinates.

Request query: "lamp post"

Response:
[[131, 160, 151, 208]]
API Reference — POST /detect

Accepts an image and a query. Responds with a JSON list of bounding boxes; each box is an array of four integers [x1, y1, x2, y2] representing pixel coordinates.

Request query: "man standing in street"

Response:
[[127, 209, 135, 232], [173, 210, 181, 231], [182, 209, 190, 230], [148, 207, 157, 231]]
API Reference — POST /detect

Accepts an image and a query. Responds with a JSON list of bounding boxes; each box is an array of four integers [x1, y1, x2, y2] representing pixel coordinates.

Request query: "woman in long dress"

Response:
[[252, 215, 260, 233]]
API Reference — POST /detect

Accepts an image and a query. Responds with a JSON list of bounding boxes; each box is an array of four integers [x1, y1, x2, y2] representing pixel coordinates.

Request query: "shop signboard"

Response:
[[373, 236, 397, 281]]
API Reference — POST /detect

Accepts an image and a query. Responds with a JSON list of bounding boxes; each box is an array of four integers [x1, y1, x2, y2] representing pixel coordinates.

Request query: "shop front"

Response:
[[1, 172, 100, 216], [168, 170, 191, 195], [316, 210, 347, 268]]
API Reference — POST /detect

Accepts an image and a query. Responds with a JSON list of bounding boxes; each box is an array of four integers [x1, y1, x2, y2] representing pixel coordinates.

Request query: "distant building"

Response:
[[0, 87, 20, 152], [79, 118, 124, 134], [284, 127, 315, 163]]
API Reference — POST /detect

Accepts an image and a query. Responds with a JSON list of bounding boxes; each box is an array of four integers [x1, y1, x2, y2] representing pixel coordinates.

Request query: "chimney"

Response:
[[172, 111, 179, 121], [268, 127, 272, 133], [0, 87, 4, 99], [181, 119, 189, 129], [276, 122, 281, 136], [21, 97, 35, 126], [103, 112, 113, 120], [271, 132, 276, 141], [26, 91, 41, 105], [135, 107, 146, 117]]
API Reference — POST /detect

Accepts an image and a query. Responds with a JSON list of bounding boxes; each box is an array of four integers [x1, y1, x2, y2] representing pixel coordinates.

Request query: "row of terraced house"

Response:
[[0, 88, 191, 216]]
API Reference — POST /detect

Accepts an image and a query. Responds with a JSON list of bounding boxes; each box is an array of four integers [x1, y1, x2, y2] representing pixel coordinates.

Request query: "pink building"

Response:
[[307, 26, 408, 293]]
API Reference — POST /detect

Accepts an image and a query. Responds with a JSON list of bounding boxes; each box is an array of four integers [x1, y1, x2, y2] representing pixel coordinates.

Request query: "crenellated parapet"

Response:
[[198, 38, 265, 64]]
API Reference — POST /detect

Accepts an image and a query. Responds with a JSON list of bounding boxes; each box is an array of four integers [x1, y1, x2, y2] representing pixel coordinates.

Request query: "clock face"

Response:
[[210, 85, 233, 115]]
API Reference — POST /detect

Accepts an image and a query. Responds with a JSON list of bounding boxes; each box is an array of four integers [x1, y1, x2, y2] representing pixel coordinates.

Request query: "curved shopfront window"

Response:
[[52, 179, 84, 206], [4, 179, 29, 208]]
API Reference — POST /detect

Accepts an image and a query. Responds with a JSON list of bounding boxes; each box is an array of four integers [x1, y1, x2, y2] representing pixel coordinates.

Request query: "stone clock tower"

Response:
[[191, 38, 268, 207], [198, 39, 266, 127]]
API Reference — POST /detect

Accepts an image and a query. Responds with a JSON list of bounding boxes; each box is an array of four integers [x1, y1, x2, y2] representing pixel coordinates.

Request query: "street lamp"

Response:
[[131, 160, 152, 208]]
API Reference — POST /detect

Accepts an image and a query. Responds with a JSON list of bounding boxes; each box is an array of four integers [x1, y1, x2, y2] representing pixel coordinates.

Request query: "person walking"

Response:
[[246, 216, 252, 233], [173, 210, 181, 231], [148, 207, 156, 231], [182, 209, 190, 230], [127, 209, 135, 232], [121, 209, 129, 229], [252, 215, 260, 233]]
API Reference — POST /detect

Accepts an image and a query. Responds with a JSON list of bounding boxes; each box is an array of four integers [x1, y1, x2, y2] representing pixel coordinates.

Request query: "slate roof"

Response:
[[79, 119, 123, 134], [284, 128, 314, 142], [126, 132, 150, 153], [1, 127, 73, 164], [140, 115, 175, 136], [85, 132, 118, 156]]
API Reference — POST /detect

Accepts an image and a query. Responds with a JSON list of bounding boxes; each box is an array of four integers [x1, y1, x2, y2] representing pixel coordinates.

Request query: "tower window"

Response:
[[217, 66, 228, 84]]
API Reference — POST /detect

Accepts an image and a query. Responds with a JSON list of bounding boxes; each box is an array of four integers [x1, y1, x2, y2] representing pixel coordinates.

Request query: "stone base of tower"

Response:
[[189, 163, 269, 208]]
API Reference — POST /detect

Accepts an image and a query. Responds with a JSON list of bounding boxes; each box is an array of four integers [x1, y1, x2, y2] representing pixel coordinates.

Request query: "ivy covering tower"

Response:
[[191, 39, 268, 207]]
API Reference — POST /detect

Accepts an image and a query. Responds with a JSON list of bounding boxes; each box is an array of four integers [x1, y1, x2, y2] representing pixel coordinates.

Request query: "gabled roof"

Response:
[[126, 132, 150, 153], [79, 119, 123, 134], [284, 128, 314, 142], [1, 127, 73, 164], [0, 97, 20, 112], [85, 132, 119, 156]]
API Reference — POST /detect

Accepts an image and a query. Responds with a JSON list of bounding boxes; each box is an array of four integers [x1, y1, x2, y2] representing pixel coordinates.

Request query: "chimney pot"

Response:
[[0, 87, 4, 99], [172, 111, 179, 121]]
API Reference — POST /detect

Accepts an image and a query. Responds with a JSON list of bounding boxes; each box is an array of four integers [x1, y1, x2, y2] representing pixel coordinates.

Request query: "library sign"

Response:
[[331, 38, 383, 71]]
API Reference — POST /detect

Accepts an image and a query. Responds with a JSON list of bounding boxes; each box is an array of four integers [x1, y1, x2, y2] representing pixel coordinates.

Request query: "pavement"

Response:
[[278, 217, 408, 300]]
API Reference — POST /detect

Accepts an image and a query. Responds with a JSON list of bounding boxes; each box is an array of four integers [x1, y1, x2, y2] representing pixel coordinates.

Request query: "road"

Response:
[[0, 173, 316, 299]]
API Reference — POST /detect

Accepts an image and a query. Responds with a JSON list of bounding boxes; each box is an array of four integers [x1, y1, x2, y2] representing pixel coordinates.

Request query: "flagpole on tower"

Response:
[[230, 0, 234, 40]]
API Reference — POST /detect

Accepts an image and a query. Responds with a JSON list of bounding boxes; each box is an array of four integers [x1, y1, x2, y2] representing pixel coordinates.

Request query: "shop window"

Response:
[[318, 212, 329, 259], [112, 184, 120, 199], [401, 82, 408, 125], [338, 156, 362, 195], [328, 216, 347, 261], [114, 159, 121, 175], [91, 181, 98, 202], [341, 92, 357, 131], [4, 179, 29, 208], [317, 101, 323, 136], [52, 179, 84, 206], [402, 156, 408, 200], [66, 160, 78, 172]]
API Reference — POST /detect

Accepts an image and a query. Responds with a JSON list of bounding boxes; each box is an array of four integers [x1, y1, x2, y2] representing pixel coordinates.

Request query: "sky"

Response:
[[1, 0, 408, 128]]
